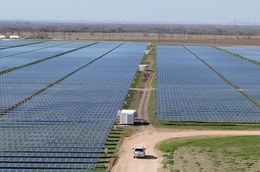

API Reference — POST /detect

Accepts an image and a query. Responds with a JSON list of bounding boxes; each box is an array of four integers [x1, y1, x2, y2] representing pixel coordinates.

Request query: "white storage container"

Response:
[[139, 65, 148, 71], [119, 110, 137, 124]]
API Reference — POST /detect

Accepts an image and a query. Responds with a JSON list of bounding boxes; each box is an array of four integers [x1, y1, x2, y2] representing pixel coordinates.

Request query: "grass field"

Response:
[[159, 136, 260, 172], [16, 31, 260, 46]]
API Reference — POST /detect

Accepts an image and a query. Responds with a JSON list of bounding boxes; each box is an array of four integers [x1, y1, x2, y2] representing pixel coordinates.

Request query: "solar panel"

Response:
[[217, 46, 260, 63], [187, 46, 260, 104], [0, 42, 95, 72], [0, 41, 147, 170], [0, 163, 96, 169], [0, 40, 42, 48], [157, 45, 260, 122], [0, 170, 93, 172], [0, 157, 98, 163]]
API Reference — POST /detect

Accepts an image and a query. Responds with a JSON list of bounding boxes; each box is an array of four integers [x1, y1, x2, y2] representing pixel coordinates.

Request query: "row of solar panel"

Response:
[[0, 170, 92, 172], [0, 42, 68, 58], [0, 147, 102, 153], [0, 40, 41, 48], [0, 135, 107, 139], [0, 123, 112, 128], [0, 131, 109, 135], [0, 41, 95, 72], [0, 157, 98, 163], [0, 130, 109, 134], [0, 139, 106, 144], [0, 163, 95, 169], [0, 152, 100, 157], [0, 143, 104, 148], [0, 41, 96, 57]]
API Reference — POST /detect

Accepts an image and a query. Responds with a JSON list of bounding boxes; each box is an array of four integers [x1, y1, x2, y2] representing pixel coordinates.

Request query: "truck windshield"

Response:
[[135, 149, 144, 152]]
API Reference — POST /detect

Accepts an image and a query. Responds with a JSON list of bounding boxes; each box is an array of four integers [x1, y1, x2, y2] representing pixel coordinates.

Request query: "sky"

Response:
[[1, 0, 260, 24]]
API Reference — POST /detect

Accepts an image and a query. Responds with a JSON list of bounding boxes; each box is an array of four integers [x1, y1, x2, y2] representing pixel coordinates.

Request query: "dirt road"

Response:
[[111, 129, 260, 172], [137, 47, 154, 122]]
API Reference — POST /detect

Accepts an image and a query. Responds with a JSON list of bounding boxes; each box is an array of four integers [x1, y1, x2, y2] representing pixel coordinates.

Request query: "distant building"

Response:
[[9, 35, 20, 39], [0, 35, 5, 39]]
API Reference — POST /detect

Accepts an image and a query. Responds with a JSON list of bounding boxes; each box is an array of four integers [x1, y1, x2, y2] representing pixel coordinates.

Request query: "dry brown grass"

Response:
[[19, 32, 260, 46]]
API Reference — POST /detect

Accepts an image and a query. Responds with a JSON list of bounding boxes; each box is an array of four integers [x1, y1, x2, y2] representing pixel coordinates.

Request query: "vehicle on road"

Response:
[[133, 146, 146, 158]]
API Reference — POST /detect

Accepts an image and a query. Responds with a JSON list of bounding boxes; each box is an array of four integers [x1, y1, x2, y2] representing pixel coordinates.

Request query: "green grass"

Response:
[[130, 71, 143, 88], [159, 136, 260, 171], [122, 89, 143, 110], [123, 90, 140, 110], [141, 54, 147, 65]]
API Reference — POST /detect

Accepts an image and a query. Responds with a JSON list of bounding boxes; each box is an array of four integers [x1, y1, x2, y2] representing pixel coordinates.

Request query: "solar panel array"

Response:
[[0, 41, 70, 57], [0, 41, 94, 72], [217, 46, 260, 63], [157, 46, 260, 122], [0, 40, 41, 48], [187, 46, 260, 104], [0, 41, 147, 171]]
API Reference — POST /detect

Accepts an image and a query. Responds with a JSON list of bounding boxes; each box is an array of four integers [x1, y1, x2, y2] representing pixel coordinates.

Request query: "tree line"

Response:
[[0, 21, 259, 36]]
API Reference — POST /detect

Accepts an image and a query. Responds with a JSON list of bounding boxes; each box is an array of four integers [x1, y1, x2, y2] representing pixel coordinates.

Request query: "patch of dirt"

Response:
[[250, 160, 260, 172], [171, 146, 217, 172]]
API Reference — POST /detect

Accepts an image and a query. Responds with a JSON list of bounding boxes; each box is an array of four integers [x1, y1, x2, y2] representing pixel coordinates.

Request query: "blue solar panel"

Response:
[[0, 170, 93, 172], [187, 46, 260, 104], [0, 40, 41, 48], [217, 46, 260, 63], [0, 163, 96, 169], [157, 45, 260, 122], [0, 157, 98, 163], [0, 42, 95, 72], [0, 41, 147, 170]]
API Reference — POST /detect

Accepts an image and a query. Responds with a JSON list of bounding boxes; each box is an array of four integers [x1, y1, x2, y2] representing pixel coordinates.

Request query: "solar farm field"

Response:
[[217, 46, 260, 63], [0, 40, 147, 171], [157, 45, 260, 122], [0, 40, 42, 49]]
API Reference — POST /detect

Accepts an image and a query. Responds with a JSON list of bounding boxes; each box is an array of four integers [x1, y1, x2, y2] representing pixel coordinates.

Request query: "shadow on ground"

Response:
[[144, 155, 157, 160], [134, 121, 150, 125]]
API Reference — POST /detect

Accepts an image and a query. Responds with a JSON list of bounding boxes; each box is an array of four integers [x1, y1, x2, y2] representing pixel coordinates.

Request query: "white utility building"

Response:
[[139, 64, 148, 71], [118, 110, 137, 125]]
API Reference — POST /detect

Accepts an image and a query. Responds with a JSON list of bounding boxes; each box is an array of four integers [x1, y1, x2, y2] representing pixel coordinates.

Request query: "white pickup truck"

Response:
[[133, 146, 146, 158]]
